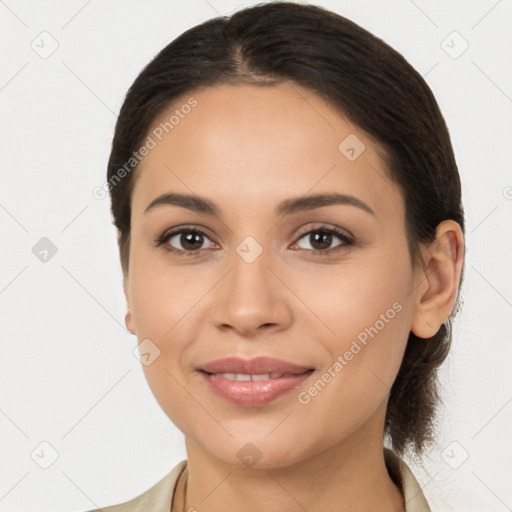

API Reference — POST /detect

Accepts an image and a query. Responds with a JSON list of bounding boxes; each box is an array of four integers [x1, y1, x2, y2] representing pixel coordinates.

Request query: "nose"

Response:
[[212, 248, 293, 337]]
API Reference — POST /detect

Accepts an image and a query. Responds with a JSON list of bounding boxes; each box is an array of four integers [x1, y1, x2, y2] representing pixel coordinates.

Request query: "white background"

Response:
[[1, 0, 511, 510]]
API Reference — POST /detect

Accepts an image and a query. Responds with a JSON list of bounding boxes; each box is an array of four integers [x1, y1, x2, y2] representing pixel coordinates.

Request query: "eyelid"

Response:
[[290, 224, 354, 253], [293, 222, 354, 242], [155, 223, 354, 256]]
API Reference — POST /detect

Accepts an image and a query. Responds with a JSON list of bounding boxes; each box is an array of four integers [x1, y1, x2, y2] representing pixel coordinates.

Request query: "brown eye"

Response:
[[175, 231, 206, 251], [294, 227, 354, 254], [308, 231, 334, 251], [157, 228, 216, 254]]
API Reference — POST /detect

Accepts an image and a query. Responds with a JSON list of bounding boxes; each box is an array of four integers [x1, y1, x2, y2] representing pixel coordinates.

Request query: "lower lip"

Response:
[[198, 370, 314, 407]]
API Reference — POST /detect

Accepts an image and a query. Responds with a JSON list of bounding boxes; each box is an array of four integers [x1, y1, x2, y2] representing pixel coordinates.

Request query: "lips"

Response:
[[199, 356, 313, 377], [197, 356, 315, 407]]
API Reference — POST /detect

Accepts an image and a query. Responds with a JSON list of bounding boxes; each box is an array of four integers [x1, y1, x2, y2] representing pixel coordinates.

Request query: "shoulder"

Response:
[[85, 459, 187, 512], [384, 447, 432, 512]]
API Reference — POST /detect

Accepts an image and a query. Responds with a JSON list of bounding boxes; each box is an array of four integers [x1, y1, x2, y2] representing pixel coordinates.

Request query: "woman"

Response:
[[91, 2, 465, 510]]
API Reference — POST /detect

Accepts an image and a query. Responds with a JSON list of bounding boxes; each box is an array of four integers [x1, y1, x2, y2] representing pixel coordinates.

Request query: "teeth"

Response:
[[251, 374, 271, 381], [209, 372, 312, 380], [213, 373, 273, 381]]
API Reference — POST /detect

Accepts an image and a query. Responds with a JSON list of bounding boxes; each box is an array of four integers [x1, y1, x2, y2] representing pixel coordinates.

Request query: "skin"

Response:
[[122, 82, 464, 512]]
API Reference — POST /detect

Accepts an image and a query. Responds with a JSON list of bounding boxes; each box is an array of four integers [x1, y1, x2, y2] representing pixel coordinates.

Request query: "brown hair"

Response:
[[107, 1, 465, 457]]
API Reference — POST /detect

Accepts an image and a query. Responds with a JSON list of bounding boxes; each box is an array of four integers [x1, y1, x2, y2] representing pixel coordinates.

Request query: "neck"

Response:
[[174, 405, 405, 512]]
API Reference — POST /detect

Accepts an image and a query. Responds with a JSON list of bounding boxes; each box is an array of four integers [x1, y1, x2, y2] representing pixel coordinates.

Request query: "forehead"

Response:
[[131, 82, 404, 222]]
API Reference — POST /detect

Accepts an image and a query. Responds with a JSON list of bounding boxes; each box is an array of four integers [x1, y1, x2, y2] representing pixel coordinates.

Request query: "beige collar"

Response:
[[92, 448, 431, 511]]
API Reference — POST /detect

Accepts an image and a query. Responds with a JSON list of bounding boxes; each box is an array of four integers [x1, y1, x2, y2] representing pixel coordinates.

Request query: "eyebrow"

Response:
[[144, 192, 376, 217]]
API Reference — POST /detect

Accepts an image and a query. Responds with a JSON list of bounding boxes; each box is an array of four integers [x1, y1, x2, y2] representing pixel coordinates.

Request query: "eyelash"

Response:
[[153, 224, 354, 258]]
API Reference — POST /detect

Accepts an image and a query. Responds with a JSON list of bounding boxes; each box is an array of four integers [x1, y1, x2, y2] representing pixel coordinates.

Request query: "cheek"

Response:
[[127, 254, 213, 397], [294, 248, 411, 331], [128, 260, 203, 427], [296, 288, 410, 442], [128, 252, 208, 339], [302, 249, 413, 386]]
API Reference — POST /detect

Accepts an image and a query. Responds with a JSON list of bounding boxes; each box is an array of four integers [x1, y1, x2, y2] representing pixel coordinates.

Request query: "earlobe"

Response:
[[125, 310, 136, 335], [123, 276, 136, 335], [410, 220, 464, 339]]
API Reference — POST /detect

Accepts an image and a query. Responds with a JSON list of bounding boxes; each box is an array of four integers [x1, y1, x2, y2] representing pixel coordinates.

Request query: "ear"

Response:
[[410, 220, 465, 339], [123, 275, 136, 335], [118, 229, 136, 336]]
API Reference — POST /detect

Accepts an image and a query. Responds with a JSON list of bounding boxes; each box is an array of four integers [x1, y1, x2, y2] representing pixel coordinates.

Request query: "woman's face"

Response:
[[124, 82, 425, 468]]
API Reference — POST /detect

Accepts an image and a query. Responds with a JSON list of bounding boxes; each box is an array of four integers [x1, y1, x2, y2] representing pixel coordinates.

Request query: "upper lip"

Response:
[[198, 356, 314, 376]]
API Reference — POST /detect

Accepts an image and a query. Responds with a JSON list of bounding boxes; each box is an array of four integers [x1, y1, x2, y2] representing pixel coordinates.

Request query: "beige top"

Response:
[[89, 448, 431, 511]]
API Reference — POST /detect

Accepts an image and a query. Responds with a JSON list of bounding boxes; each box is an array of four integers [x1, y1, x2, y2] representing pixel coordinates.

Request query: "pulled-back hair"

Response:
[[106, 1, 465, 457]]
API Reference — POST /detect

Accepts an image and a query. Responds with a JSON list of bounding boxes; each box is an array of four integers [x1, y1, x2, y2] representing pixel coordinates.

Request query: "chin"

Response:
[[200, 436, 307, 471]]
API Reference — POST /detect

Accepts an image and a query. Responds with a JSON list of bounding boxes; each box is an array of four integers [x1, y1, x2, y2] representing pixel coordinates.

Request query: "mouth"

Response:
[[196, 356, 315, 407], [200, 371, 312, 380]]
